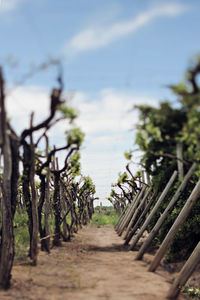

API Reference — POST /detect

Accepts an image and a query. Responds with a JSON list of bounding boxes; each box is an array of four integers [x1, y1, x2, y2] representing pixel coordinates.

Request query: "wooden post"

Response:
[[116, 201, 133, 233], [149, 179, 200, 272], [136, 163, 197, 260], [117, 200, 135, 235], [60, 180, 68, 241], [30, 113, 38, 265], [116, 191, 140, 234], [142, 170, 145, 184], [118, 186, 146, 236], [44, 134, 51, 252], [115, 197, 130, 229], [121, 186, 147, 237], [176, 142, 184, 179], [124, 187, 152, 240], [129, 170, 177, 250], [146, 172, 151, 186], [124, 192, 156, 245], [115, 204, 127, 230], [167, 241, 200, 299]]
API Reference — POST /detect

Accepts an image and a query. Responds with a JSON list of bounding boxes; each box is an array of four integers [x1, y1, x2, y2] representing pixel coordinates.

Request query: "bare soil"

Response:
[[0, 225, 186, 300]]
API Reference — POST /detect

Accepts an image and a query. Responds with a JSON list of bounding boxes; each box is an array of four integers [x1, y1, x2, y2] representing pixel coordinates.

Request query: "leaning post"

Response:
[[149, 179, 200, 272], [129, 170, 177, 250], [136, 163, 197, 260], [167, 241, 200, 299]]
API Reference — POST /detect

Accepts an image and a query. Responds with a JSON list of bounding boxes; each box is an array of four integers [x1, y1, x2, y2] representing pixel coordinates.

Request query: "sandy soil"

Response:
[[0, 225, 186, 300]]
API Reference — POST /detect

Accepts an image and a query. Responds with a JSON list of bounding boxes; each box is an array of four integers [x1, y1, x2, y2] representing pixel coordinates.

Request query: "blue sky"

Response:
[[1, 0, 200, 205]]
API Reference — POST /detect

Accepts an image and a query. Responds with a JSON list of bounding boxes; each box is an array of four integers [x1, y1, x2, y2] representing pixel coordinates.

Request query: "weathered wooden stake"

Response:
[[136, 163, 197, 260], [116, 202, 133, 233], [124, 187, 152, 240], [176, 142, 184, 179], [167, 241, 200, 299], [30, 113, 38, 265], [44, 134, 51, 252], [115, 201, 129, 230], [149, 178, 200, 272], [129, 170, 177, 250], [124, 192, 156, 245], [146, 172, 151, 186], [116, 191, 140, 234], [118, 186, 146, 236]]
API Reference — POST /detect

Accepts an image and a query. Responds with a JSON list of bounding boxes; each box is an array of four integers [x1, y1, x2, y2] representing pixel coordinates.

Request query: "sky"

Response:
[[0, 0, 200, 205]]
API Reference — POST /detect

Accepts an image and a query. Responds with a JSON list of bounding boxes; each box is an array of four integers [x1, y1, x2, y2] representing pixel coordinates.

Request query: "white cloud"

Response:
[[67, 88, 158, 203], [70, 88, 157, 134], [6, 86, 158, 204], [0, 0, 23, 13], [64, 3, 188, 55], [7, 86, 50, 134]]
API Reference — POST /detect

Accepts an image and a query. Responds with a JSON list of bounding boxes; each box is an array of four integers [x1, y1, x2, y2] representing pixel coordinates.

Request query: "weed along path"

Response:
[[0, 225, 185, 300]]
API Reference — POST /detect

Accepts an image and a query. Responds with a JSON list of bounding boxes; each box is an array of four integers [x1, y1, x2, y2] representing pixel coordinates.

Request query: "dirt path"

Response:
[[0, 225, 185, 300]]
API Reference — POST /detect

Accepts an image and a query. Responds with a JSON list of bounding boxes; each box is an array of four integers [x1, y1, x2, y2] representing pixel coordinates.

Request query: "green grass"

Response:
[[14, 209, 55, 261], [91, 207, 119, 226], [182, 286, 200, 299], [11, 206, 119, 260], [14, 209, 29, 261]]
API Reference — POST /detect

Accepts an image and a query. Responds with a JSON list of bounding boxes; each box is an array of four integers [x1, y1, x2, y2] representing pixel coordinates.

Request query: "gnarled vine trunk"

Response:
[[0, 68, 16, 289]]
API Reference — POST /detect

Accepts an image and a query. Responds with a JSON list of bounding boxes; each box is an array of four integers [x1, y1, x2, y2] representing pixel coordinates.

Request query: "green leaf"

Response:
[[66, 128, 85, 147], [57, 105, 78, 121], [124, 151, 132, 160]]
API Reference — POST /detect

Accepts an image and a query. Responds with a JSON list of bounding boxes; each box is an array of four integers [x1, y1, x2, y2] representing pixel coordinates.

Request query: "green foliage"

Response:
[[124, 151, 132, 160], [57, 105, 78, 122], [91, 207, 119, 226], [107, 197, 113, 204], [182, 286, 200, 299], [66, 127, 85, 147], [134, 57, 200, 262], [81, 176, 96, 195], [181, 109, 200, 161], [14, 210, 29, 261], [69, 152, 81, 177], [168, 82, 188, 95], [135, 101, 187, 173], [117, 172, 128, 184], [14, 209, 55, 261]]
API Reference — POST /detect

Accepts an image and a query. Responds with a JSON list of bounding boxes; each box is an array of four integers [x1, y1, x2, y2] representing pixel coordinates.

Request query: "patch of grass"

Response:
[[182, 286, 200, 299], [14, 209, 55, 261], [48, 212, 55, 233], [91, 207, 119, 226], [14, 209, 29, 261]]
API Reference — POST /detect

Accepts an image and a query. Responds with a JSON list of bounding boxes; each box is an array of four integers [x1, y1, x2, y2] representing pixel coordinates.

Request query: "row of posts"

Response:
[[115, 162, 200, 299]]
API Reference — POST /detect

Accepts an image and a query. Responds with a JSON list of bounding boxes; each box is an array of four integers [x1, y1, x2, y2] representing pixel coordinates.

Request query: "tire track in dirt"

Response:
[[0, 225, 185, 300]]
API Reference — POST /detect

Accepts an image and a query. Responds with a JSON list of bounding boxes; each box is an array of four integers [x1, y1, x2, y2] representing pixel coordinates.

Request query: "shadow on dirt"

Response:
[[88, 244, 130, 253]]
